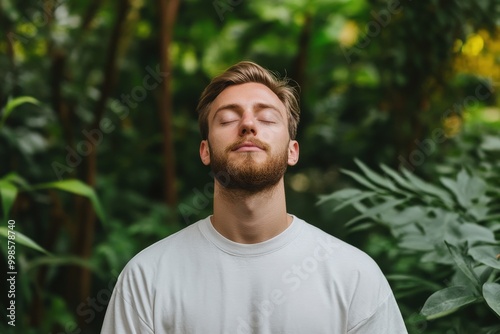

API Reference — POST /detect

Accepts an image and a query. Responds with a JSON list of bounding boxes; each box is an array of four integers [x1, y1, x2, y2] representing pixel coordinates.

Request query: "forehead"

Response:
[[209, 82, 286, 117]]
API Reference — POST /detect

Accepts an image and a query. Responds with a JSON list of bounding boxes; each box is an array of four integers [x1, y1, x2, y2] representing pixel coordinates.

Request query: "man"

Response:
[[101, 61, 408, 333]]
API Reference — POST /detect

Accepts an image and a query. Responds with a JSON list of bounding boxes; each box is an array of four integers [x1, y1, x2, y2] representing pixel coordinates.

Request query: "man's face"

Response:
[[200, 82, 299, 192]]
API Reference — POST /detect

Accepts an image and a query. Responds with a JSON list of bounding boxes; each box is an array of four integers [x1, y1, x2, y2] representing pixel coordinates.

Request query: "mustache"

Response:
[[225, 138, 270, 153]]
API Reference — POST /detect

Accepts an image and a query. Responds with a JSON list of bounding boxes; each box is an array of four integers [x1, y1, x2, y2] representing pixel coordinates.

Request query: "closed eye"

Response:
[[220, 120, 238, 125]]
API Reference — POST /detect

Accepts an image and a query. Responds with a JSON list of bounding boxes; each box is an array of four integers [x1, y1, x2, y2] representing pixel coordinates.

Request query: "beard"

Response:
[[209, 138, 289, 193]]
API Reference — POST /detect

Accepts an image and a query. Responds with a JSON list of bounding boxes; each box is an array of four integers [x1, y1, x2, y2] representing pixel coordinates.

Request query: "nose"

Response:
[[238, 112, 257, 136]]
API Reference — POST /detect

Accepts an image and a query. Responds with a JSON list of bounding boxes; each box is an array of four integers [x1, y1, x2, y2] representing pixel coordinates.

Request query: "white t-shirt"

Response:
[[101, 216, 407, 333]]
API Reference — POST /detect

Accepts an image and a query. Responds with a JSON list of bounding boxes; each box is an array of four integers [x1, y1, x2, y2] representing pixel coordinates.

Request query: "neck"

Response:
[[211, 179, 292, 244]]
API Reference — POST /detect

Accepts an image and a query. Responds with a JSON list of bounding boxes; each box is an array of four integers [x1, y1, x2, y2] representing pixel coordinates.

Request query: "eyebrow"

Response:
[[212, 103, 284, 121]]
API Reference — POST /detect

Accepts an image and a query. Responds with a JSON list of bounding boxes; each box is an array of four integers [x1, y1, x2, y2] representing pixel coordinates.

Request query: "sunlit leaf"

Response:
[[0, 96, 40, 129], [3, 172, 31, 190], [0, 227, 50, 255], [32, 179, 106, 224], [0, 179, 18, 220]]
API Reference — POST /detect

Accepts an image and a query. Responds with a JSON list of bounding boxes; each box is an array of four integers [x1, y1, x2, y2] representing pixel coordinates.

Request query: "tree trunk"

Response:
[[157, 0, 180, 209], [292, 13, 312, 91], [69, 0, 131, 322]]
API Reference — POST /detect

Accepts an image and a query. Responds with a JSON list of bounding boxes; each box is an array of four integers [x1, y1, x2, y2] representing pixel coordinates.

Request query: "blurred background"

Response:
[[1, 0, 500, 333]]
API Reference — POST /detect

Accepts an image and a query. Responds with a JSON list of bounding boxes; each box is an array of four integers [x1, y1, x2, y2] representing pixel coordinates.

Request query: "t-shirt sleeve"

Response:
[[101, 288, 154, 334], [101, 261, 155, 334], [347, 292, 408, 334]]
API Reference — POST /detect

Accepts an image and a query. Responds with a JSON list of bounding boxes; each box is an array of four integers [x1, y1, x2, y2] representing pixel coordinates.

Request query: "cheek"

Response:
[[207, 135, 230, 155], [260, 126, 287, 143]]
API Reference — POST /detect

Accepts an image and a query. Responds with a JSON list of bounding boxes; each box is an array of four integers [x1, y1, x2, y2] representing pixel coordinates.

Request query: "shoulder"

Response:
[[295, 218, 401, 330], [295, 217, 390, 291], [297, 218, 383, 269], [131, 220, 204, 261], [115, 219, 207, 288]]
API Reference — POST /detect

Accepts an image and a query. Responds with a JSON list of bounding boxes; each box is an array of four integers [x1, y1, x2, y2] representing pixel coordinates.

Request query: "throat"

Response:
[[210, 211, 292, 244]]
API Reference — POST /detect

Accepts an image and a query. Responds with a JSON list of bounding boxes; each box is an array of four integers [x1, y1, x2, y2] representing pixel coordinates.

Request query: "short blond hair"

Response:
[[196, 61, 300, 140]]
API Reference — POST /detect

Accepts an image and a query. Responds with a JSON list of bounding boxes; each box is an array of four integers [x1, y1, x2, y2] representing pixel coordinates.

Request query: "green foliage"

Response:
[[1, 0, 499, 332], [0, 96, 40, 129], [32, 179, 106, 224], [319, 138, 500, 332]]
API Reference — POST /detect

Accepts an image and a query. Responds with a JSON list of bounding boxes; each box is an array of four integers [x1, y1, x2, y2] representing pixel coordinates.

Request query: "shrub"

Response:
[[319, 140, 500, 333]]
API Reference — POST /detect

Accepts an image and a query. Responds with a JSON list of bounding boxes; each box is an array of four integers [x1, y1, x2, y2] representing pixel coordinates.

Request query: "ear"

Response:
[[200, 140, 211, 166], [287, 140, 299, 166]]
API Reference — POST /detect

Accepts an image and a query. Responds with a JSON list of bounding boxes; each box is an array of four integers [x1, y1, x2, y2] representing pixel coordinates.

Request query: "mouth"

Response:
[[231, 141, 265, 152]]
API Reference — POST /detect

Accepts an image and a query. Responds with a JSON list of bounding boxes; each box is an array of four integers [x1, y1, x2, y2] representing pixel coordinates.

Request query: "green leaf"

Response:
[[331, 191, 377, 213], [316, 188, 362, 205], [421, 285, 479, 320], [386, 274, 443, 291], [32, 179, 106, 224], [0, 96, 40, 129], [25, 255, 96, 272], [401, 168, 454, 205], [354, 159, 397, 191], [341, 169, 382, 192], [445, 222, 496, 245], [440, 169, 487, 209], [3, 172, 31, 190], [460, 223, 496, 244], [445, 241, 481, 288], [483, 283, 500, 317], [482, 214, 500, 223], [481, 135, 500, 151], [380, 163, 416, 193], [345, 197, 407, 227], [0, 227, 50, 255], [399, 235, 434, 252], [346, 222, 374, 234], [469, 245, 500, 270], [0, 179, 18, 220]]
